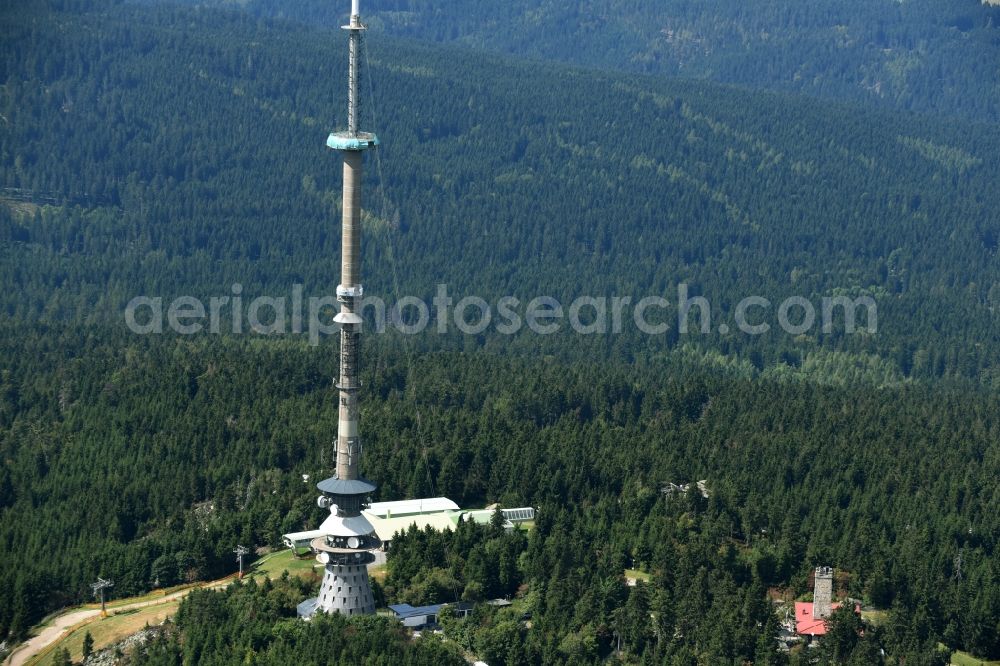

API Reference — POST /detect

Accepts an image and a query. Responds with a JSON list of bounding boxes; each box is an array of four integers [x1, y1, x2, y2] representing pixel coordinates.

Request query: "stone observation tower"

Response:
[[298, 0, 380, 618], [813, 566, 834, 619]]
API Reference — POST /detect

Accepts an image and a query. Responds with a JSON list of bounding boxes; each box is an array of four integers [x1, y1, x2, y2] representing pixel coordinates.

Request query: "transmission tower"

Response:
[[300, 0, 381, 618]]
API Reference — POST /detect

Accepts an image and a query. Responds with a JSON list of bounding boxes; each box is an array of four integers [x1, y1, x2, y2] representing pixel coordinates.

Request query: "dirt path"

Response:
[[3, 578, 236, 666], [5, 610, 99, 666], [4, 551, 328, 666]]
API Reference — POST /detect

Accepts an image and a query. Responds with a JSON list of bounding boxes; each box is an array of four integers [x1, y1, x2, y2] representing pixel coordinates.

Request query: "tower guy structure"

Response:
[[298, 0, 380, 618]]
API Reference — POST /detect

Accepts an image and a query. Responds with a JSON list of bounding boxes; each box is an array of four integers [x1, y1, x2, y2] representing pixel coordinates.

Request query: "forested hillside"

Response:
[[172, 0, 1000, 123], [4, 1, 1000, 385], [2, 329, 999, 662], [2, 1, 1000, 663], [133, 578, 469, 665]]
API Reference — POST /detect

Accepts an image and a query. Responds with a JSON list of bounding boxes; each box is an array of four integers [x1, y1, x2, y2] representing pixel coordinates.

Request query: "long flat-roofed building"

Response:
[[283, 499, 534, 553], [366, 497, 460, 518]]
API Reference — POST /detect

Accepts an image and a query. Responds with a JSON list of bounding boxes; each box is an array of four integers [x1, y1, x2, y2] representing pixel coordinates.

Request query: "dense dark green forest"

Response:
[[1, 328, 999, 662], [3, 1, 1000, 384], [2, 1, 1000, 663], [131, 576, 468, 665], [170, 0, 1000, 123]]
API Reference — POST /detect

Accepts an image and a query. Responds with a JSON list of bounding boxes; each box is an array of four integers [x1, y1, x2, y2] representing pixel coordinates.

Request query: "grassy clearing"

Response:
[[25, 550, 322, 666], [624, 569, 652, 583], [247, 549, 321, 581], [861, 609, 888, 626], [950, 649, 1000, 666], [27, 601, 181, 666], [0, 198, 41, 217], [25, 584, 200, 636], [96, 584, 198, 610]]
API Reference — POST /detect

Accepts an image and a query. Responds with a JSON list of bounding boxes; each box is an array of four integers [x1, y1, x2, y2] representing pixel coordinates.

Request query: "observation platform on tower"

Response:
[[327, 131, 379, 151], [317, 476, 378, 496]]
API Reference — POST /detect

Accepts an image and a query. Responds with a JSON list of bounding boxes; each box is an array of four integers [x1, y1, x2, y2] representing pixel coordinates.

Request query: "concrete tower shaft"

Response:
[[335, 149, 363, 483], [329, 0, 376, 485], [340, 152, 363, 290]]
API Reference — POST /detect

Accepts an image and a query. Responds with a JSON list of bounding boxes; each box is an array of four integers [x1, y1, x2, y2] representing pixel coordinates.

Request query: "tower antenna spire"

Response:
[[299, 0, 380, 619], [347, 0, 362, 135]]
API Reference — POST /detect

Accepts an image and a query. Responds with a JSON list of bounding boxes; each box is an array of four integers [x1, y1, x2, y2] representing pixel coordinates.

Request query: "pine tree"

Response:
[[82, 631, 94, 660], [52, 647, 71, 666], [489, 507, 506, 538]]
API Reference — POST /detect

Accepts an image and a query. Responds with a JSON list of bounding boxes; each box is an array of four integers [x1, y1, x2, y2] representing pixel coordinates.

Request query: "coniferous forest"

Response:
[[2, 1, 1000, 664]]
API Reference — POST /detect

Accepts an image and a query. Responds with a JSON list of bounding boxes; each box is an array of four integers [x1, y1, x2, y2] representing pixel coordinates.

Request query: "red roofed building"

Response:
[[795, 566, 856, 637], [794, 600, 843, 636], [794, 567, 861, 637]]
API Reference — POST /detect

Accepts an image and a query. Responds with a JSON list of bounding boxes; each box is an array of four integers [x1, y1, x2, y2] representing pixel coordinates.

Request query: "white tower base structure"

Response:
[[297, 0, 380, 620], [301, 498, 379, 616]]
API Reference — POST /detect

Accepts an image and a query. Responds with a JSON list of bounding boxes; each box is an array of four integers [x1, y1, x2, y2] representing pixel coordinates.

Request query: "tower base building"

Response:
[[297, 478, 380, 617]]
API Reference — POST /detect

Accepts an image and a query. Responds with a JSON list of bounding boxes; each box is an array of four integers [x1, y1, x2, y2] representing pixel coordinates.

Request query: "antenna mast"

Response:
[[327, 0, 378, 483], [348, 0, 361, 135]]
